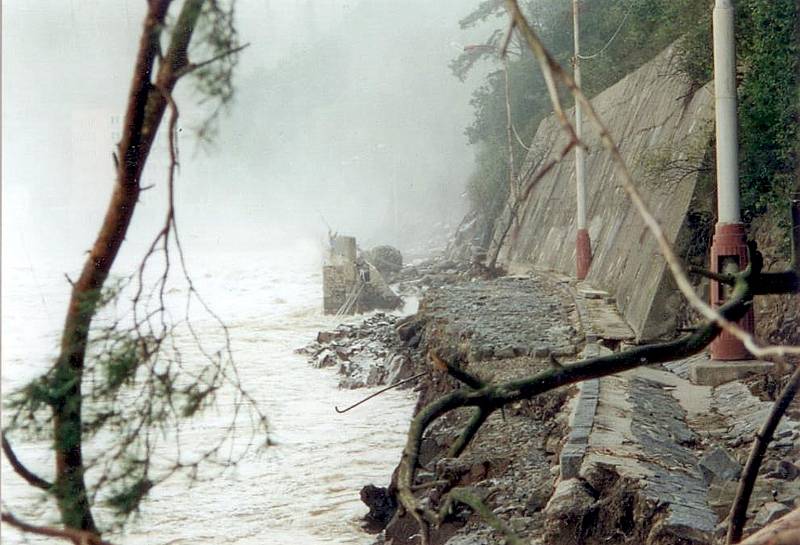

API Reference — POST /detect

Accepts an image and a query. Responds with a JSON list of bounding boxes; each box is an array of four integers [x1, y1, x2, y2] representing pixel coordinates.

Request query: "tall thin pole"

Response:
[[573, 0, 592, 280], [709, 0, 754, 360], [713, 0, 740, 224]]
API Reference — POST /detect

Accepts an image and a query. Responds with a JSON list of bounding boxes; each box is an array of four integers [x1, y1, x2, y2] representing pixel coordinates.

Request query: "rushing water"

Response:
[[1, 244, 415, 544]]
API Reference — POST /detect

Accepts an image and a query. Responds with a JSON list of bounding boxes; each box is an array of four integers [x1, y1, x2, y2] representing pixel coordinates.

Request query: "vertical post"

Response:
[[710, 0, 754, 360], [393, 176, 399, 245], [713, 0, 740, 226], [573, 0, 592, 280]]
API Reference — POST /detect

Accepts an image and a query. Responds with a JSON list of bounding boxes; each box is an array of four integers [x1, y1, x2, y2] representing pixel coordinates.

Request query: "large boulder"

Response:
[[366, 245, 403, 275], [356, 263, 402, 312]]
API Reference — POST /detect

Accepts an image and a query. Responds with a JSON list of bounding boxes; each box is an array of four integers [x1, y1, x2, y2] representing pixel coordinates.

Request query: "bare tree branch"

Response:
[[499, 20, 516, 58], [174, 42, 250, 79], [727, 364, 800, 544], [334, 372, 428, 414], [1, 433, 52, 491], [397, 265, 771, 543], [511, 122, 531, 151], [487, 139, 577, 269], [502, 1, 579, 146], [1, 511, 114, 545], [689, 266, 737, 286]]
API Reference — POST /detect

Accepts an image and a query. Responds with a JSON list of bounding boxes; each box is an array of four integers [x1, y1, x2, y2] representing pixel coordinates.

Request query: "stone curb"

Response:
[[560, 378, 599, 479]]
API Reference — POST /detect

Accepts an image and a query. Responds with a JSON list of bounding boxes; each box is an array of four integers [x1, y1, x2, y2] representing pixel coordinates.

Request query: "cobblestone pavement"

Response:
[[418, 275, 580, 362]]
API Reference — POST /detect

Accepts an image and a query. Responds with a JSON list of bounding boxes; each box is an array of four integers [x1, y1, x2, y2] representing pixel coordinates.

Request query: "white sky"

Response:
[[2, 1, 489, 276]]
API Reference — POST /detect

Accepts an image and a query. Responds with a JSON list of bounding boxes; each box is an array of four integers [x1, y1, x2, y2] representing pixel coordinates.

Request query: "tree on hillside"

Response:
[[1, 1, 267, 542], [455, 0, 797, 259]]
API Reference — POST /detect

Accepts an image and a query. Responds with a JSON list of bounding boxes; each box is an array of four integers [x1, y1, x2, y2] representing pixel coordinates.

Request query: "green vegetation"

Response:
[[735, 0, 799, 222], [456, 0, 799, 243]]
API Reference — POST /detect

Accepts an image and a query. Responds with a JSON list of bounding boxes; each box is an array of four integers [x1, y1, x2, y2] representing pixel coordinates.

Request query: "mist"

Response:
[[3, 0, 489, 274]]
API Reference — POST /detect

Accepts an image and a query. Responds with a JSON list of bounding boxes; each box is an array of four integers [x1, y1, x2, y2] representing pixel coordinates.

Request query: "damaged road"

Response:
[[305, 270, 799, 545]]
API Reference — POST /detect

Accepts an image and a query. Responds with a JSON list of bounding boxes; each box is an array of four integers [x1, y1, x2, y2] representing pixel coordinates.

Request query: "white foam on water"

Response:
[[2, 244, 414, 545]]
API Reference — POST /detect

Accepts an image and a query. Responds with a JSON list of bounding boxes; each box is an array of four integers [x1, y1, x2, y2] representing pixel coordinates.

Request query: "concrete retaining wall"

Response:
[[491, 46, 714, 340]]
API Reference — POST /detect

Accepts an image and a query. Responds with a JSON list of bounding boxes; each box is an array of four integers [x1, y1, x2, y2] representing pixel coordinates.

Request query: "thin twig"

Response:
[[503, 1, 579, 146], [499, 20, 516, 58], [174, 43, 249, 79], [334, 372, 428, 414], [511, 122, 531, 151], [445, 488, 524, 545], [1, 433, 52, 491], [1, 511, 114, 545], [688, 266, 736, 285], [430, 351, 485, 389], [503, 56, 517, 204], [727, 364, 800, 544], [487, 139, 577, 269]]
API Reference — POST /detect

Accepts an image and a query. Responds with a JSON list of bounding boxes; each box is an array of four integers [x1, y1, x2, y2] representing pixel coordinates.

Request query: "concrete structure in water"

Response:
[[322, 235, 402, 315], [323, 236, 359, 315]]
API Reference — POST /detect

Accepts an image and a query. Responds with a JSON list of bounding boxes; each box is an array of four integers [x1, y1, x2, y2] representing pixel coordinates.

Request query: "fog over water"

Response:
[[4, 0, 488, 268]]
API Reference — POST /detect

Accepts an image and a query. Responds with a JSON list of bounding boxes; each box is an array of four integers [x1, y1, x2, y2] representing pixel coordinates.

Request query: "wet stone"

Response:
[[765, 460, 800, 481], [698, 447, 742, 484], [753, 502, 790, 528]]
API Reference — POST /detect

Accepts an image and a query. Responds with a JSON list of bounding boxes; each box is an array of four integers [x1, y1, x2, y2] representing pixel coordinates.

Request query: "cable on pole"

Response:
[[576, 10, 630, 60]]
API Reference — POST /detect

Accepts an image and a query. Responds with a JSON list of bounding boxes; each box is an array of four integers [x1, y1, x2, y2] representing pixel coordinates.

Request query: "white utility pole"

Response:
[[713, 0, 740, 224], [573, 0, 592, 280], [710, 0, 754, 360]]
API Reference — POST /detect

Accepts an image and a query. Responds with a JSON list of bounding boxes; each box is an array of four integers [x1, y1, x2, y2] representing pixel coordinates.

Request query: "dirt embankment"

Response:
[[356, 275, 585, 545]]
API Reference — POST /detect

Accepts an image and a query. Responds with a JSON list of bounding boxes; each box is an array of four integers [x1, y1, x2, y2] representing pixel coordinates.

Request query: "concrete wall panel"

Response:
[[492, 47, 714, 340]]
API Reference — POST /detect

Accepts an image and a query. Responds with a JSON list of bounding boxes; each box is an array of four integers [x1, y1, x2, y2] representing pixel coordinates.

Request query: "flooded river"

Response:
[[1, 245, 415, 544]]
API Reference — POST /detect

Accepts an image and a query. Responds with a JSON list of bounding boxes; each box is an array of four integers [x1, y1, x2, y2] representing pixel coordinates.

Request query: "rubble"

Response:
[[304, 260, 799, 545], [367, 246, 404, 276], [297, 313, 410, 389], [753, 502, 791, 527], [698, 448, 742, 485]]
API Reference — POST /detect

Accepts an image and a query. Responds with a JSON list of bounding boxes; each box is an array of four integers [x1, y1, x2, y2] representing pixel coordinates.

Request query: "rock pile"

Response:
[[297, 313, 416, 389], [366, 246, 403, 276]]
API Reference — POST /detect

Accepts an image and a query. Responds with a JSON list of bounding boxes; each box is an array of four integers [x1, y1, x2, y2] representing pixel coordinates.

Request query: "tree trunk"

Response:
[[50, 0, 204, 531]]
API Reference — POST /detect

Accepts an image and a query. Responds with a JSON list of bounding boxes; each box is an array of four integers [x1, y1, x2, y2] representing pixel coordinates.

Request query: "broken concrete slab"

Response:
[[712, 381, 799, 441], [577, 287, 610, 299], [418, 275, 579, 363], [543, 478, 596, 523], [548, 271, 636, 344], [559, 345, 607, 480], [566, 372, 718, 544]]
